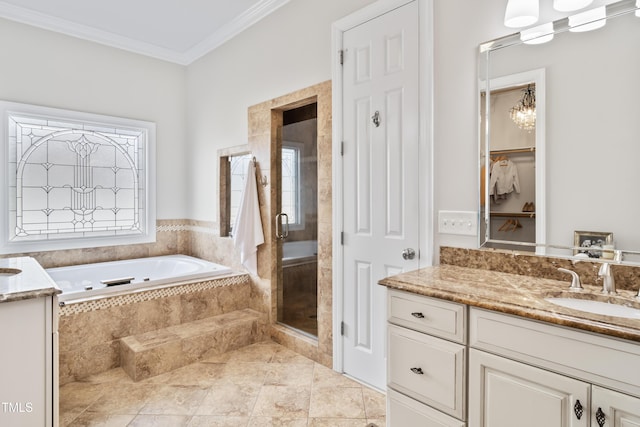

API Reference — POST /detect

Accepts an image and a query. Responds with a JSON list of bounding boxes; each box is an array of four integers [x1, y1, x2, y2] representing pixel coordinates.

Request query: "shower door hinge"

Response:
[[341, 321, 345, 336], [341, 141, 344, 156], [341, 231, 344, 245], [339, 50, 344, 65]]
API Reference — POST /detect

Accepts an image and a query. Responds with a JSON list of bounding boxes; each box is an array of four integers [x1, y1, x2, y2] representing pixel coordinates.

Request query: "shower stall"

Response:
[[276, 103, 318, 337]]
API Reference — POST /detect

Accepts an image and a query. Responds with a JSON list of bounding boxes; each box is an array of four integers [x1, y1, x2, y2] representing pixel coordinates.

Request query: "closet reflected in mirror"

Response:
[[480, 69, 545, 250]]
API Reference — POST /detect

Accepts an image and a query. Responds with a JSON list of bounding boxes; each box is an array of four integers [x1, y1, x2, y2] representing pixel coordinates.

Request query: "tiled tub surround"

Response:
[[58, 273, 268, 385], [379, 264, 640, 342]]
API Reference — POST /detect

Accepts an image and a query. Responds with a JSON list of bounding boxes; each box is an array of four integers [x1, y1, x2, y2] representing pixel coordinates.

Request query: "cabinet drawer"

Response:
[[388, 324, 466, 419], [388, 289, 466, 343], [388, 388, 466, 427]]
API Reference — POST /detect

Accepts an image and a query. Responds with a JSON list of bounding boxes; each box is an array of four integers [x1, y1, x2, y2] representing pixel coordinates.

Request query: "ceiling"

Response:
[[0, 0, 290, 65]]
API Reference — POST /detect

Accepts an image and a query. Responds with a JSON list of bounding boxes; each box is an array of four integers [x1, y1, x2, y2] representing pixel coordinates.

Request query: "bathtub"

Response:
[[282, 240, 317, 267], [48, 255, 233, 303]]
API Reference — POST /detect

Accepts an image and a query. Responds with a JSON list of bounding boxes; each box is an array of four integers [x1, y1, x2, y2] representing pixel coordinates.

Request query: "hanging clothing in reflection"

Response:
[[489, 156, 520, 201]]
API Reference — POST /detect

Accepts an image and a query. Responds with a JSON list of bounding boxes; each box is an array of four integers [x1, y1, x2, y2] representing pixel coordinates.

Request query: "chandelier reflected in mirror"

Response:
[[510, 84, 536, 131]]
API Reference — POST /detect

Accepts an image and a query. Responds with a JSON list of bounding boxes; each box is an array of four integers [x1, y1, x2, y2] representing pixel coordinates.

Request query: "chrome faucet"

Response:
[[558, 268, 583, 291], [598, 263, 617, 295]]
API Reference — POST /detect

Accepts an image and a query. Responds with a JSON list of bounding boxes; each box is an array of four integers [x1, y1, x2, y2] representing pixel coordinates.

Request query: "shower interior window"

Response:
[[0, 100, 156, 254], [282, 143, 303, 230]]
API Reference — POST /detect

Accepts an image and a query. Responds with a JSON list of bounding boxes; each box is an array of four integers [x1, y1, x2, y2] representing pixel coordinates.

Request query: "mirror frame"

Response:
[[478, 0, 640, 264]]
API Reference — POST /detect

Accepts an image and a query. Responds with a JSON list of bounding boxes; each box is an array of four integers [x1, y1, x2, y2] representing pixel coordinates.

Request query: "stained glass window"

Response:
[[1, 102, 155, 253]]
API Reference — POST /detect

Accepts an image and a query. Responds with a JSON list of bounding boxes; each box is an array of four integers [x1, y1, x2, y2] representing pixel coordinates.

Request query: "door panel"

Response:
[[342, 0, 420, 390]]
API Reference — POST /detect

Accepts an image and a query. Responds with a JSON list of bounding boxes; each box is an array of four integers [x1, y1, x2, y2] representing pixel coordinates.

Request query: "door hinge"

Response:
[[341, 231, 344, 245], [339, 50, 344, 65], [341, 321, 345, 336], [341, 141, 344, 156]]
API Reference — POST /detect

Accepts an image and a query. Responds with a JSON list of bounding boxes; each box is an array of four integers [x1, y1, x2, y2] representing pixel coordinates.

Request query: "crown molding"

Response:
[[0, 0, 291, 66], [183, 0, 291, 64]]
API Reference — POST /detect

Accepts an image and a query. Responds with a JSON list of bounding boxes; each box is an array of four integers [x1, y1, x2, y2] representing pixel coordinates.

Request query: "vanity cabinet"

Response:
[[0, 295, 56, 427], [469, 308, 640, 427], [387, 289, 467, 426]]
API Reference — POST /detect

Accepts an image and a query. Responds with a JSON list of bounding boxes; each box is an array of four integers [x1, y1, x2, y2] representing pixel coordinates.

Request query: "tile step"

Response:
[[120, 308, 267, 381]]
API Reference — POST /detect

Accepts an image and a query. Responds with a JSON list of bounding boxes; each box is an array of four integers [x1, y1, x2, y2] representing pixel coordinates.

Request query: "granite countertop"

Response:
[[0, 257, 61, 303], [379, 265, 640, 343]]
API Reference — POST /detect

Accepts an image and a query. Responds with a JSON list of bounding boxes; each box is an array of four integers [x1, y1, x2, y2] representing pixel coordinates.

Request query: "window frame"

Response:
[[0, 101, 156, 254]]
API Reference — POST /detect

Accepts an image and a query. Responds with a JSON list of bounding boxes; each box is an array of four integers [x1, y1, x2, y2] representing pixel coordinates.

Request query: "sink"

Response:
[[0, 268, 22, 277], [545, 297, 640, 319]]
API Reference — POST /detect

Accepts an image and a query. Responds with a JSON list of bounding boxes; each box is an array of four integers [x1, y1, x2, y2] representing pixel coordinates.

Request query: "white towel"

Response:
[[233, 161, 265, 276]]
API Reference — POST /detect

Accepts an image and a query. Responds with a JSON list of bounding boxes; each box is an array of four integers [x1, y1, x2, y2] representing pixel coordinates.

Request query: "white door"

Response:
[[341, 0, 420, 390], [469, 349, 590, 427]]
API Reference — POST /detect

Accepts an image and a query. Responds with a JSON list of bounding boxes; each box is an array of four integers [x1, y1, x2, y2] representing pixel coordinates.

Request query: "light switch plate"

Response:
[[438, 211, 478, 236]]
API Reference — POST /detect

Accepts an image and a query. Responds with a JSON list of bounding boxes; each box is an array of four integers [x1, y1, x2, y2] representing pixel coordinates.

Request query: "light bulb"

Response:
[[504, 0, 539, 28], [636, 0, 639, 17], [569, 6, 606, 32], [553, 0, 593, 12], [521, 23, 554, 45]]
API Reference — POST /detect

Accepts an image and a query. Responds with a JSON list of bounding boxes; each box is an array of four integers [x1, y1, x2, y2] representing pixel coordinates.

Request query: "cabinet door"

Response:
[[469, 349, 589, 427], [592, 386, 640, 427], [388, 389, 466, 427]]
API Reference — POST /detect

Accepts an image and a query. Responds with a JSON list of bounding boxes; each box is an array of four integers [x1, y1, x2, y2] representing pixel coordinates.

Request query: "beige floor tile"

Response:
[[127, 414, 192, 426], [139, 385, 209, 415], [248, 416, 309, 426], [65, 412, 136, 427], [367, 417, 385, 426], [252, 385, 311, 418], [362, 387, 386, 419], [84, 383, 156, 415], [312, 363, 362, 388], [307, 418, 371, 427], [271, 347, 315, 365], [264, 363, 314, 387], [219, 362, 269, 385], [59, 381, 105, 414], [309, 387, 366, 419], [196, 381, 262, 416], [58, 340, 387, 426], [144, 362, 226, 386], [187, 415, 250, 426]]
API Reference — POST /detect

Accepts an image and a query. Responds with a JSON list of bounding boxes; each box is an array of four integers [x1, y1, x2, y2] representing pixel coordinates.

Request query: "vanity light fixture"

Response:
[[521, 22, 555, 44], [569, 6, 607, 32], [510, 85, 536, 131], [504, 0, 539, 28], [553, 0, 593, 12]]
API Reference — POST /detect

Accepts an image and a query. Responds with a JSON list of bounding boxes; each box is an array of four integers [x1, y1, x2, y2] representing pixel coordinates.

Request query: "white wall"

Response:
[[0, 18, 188, 219], [186, 0, 374, 222], [433, 0, 509, 255]]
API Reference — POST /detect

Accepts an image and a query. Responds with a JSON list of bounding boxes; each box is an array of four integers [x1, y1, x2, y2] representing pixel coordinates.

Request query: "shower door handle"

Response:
[[276, 213, 289, 239]]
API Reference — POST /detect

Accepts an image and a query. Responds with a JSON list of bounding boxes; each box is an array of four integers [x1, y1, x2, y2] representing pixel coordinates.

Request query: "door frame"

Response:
[[331, 0, 434, 373]]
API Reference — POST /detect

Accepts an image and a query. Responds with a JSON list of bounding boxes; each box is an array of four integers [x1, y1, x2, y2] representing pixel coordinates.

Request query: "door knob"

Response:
[[402, 248, 416, 260]]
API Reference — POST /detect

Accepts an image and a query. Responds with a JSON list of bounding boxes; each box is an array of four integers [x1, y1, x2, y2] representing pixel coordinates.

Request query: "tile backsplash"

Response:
[[440, 246, 640, 292]]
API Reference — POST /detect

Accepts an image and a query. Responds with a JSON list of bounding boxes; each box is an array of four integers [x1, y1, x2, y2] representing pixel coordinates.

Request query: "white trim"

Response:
[[331, 0, 434, 373], [183, 0, 291, 65], [0, 0, 290, 65]]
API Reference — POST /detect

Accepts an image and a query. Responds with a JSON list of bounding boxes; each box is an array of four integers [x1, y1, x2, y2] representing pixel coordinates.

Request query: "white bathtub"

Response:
[[282, 240, 317, 267], [48, 255, 232, 303]]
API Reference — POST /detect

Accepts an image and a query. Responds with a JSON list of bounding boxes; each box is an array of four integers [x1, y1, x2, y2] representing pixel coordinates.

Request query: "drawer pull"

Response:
[[573, 400, 583, 419], [596, 407, 606, 426], [411, 312, 425, 319], [410, 367, 424, 375]]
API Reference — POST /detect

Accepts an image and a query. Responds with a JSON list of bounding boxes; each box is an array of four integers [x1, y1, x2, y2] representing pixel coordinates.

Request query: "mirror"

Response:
[[479, 0, 640, 264]]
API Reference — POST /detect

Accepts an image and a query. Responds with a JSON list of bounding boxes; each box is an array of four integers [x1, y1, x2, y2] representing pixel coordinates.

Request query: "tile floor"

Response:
[[60, 341, 386, 426]]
